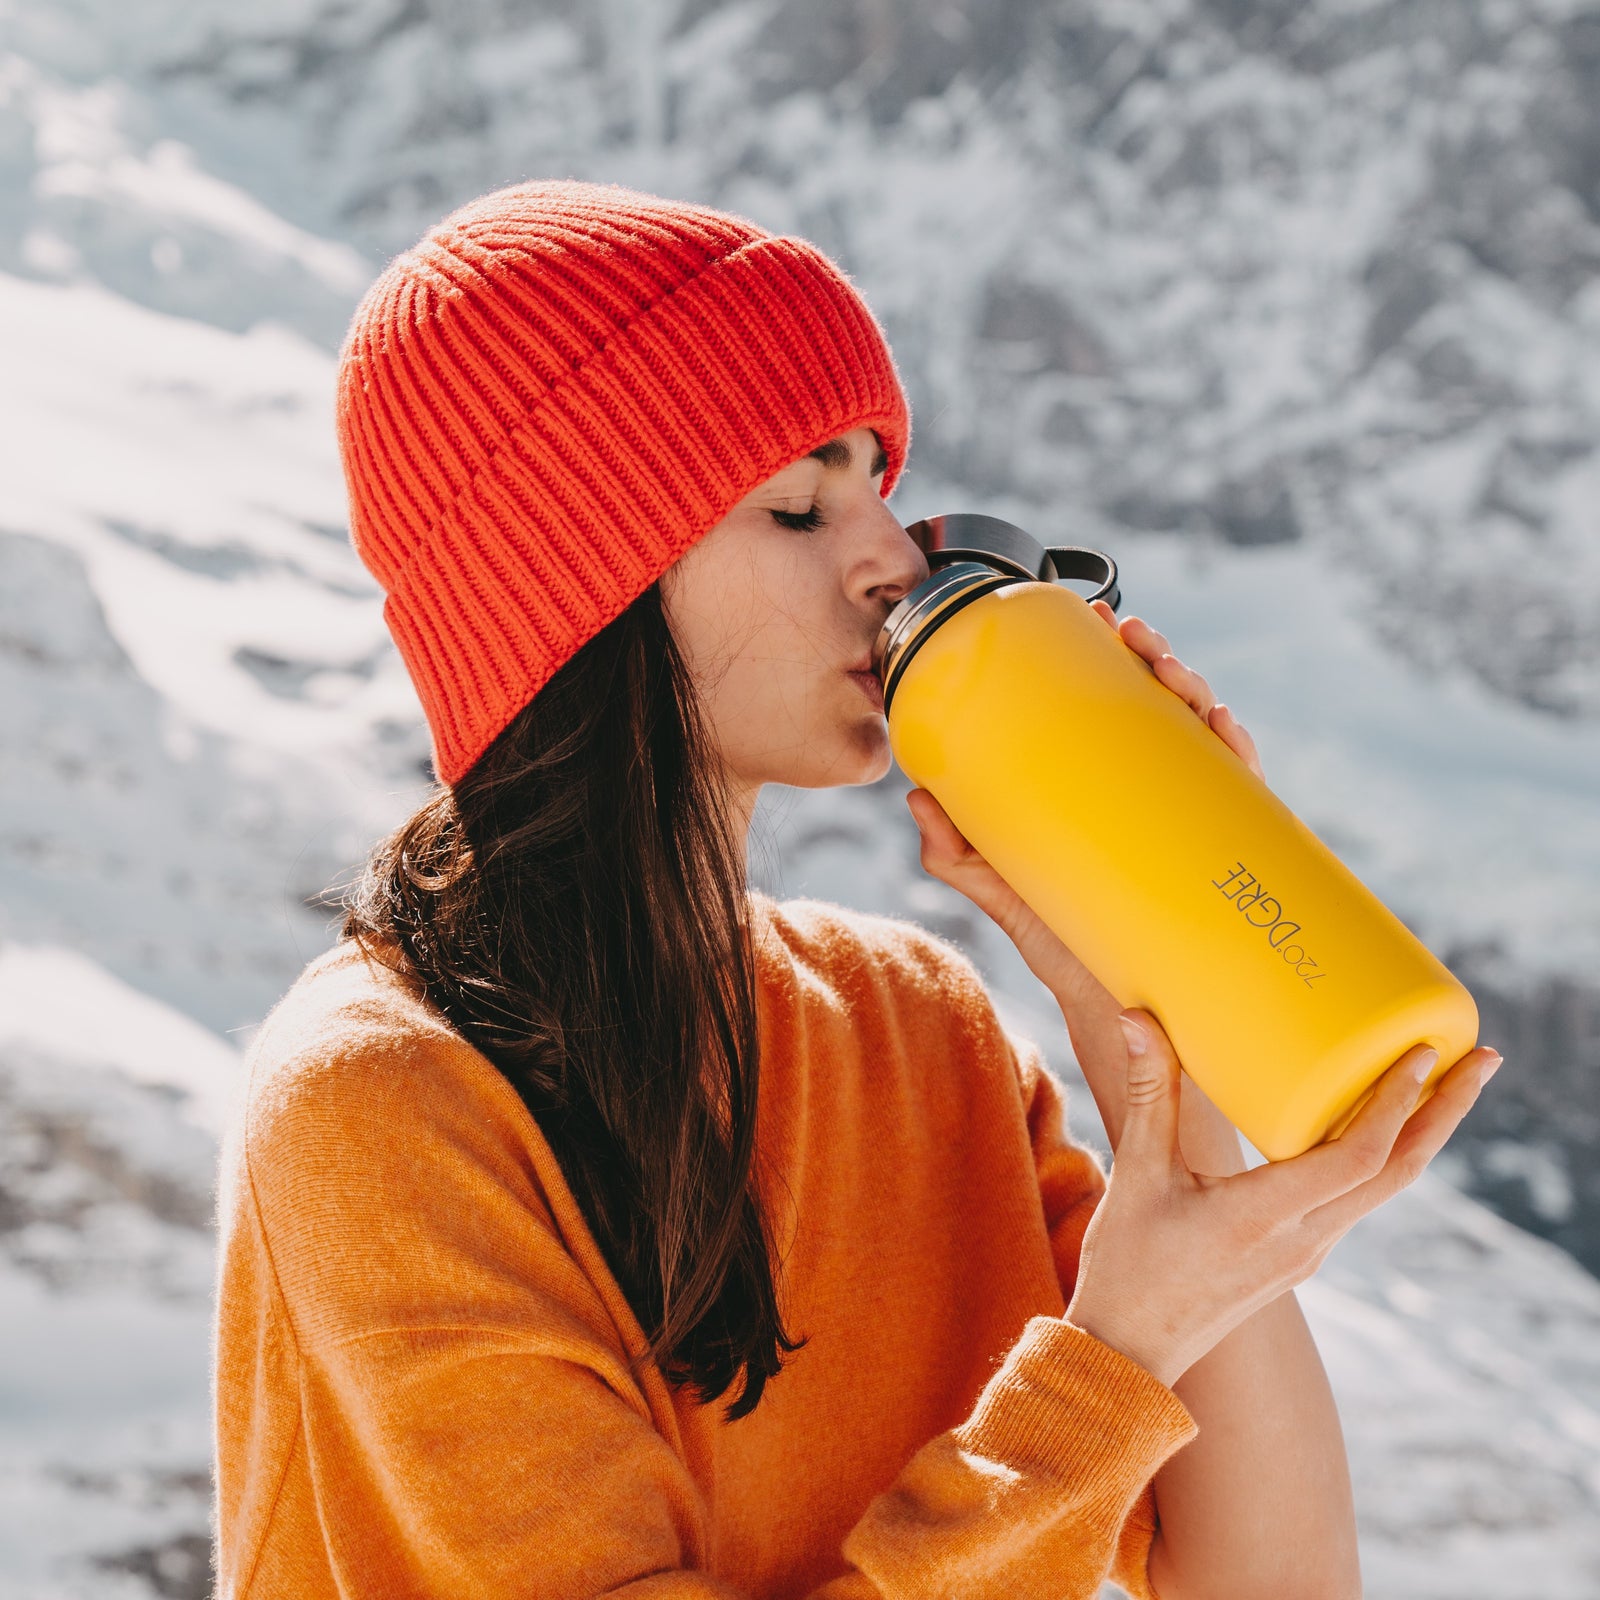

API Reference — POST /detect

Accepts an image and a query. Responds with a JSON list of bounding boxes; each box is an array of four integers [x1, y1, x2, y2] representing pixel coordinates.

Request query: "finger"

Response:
[[1236, 1041, 1446, 1214], [1114, 1009, 1185, 1178], [906, 789, 978, 865], [1208, 703, 1266, 781], [1121, 615, 1174, 658], [1091, 599, 1120, 632], [1302, 1047, 1502, 1236], [1151, 651, 1218, 719]]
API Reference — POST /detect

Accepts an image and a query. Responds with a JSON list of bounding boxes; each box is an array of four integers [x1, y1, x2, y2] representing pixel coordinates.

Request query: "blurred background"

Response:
[[2, 1, 1599, 1595]]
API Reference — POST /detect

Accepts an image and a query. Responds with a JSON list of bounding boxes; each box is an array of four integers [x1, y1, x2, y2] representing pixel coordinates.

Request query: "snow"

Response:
[[0, 274, 395, 761], [0, 267, 426, 1037], [0, 943, 241, 1137], [1307, 1172, 1600, 1595], [0, 958, 218, 1597], [0, 1265, 212, 1600], [0, 0, 1597, 1592]]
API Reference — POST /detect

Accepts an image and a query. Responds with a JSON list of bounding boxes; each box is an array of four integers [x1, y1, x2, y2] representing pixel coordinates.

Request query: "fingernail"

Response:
[[1479, 1052, 1503, 1086], [1409, 1047, 1438, 1083], [1117, 1014, 1148, 1057]]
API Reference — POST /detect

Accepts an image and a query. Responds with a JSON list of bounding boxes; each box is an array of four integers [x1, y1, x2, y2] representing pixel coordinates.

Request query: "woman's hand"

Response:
[[905, 604, 1260, 998], [1087, 600, 1263, 781], [1066, 1009, 1503, 1388]]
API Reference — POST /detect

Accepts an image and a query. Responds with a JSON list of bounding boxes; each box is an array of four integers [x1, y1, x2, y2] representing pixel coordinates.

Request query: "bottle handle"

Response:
[[904, 514, 1121, 613], [1045, 546, 1121, 614]]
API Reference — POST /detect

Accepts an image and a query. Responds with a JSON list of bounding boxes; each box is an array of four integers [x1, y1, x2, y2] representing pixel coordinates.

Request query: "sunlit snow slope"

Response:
[[1, 2, 1598, 1592]]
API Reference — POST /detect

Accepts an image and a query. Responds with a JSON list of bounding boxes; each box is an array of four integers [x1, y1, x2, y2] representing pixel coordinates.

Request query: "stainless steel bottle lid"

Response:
[[872, 514, 1121, 713]]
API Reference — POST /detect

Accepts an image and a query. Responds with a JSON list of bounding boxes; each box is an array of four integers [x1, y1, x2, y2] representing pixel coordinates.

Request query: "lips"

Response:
[[845, 663, 885, 711]]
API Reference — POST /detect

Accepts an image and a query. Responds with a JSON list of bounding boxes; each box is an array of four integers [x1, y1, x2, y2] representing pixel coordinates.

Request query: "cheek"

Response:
[[663, 528, 849, 747], [660, 542, 766, 685], [697, 620, 856, 778], [722, 616, 828, 721]]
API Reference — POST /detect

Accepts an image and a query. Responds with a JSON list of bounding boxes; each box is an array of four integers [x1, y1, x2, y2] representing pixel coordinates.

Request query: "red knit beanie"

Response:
[[335, 179, 912, 785]]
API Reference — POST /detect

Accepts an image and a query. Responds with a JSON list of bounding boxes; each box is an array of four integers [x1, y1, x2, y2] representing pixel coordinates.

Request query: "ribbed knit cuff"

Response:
[[954, 1315, 1199, 1506], [840, 1315, 1199, 1598]]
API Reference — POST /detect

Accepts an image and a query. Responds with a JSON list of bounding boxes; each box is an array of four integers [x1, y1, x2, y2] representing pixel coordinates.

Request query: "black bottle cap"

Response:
[[903, 513, 1121, 612]]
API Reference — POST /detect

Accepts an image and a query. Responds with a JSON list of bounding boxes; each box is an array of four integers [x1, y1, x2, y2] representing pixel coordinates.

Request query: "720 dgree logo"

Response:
[[1211, 861, 1328, 990]]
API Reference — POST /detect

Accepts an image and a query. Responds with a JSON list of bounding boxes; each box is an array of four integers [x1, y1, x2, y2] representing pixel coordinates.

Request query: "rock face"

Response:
[[0, 273, 427, 1038], [0, 956, 226, 1600], [12, 0, 1591, 720], [0, 0, 1598, 1590], [1440, 947, 1600, 1278]]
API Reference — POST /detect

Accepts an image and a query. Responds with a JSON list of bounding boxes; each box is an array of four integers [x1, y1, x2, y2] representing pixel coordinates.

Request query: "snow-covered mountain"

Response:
[[0, 270, 426, 1036], [5, 0, 1598, 1280], [0, 946, 231, 1600], [9, 0, 1600, 724], [2, 0, 1599, 1593]]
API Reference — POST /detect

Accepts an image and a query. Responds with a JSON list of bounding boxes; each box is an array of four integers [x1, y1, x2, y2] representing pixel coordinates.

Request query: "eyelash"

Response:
[[770, 507, 827, 532]]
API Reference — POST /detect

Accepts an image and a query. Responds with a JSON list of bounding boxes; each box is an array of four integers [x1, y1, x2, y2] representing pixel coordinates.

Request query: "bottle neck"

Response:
[[873, 561, 1022, 715]]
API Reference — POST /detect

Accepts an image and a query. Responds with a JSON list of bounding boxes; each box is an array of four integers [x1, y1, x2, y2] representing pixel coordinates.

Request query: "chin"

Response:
[[808, 721, 894, 789]]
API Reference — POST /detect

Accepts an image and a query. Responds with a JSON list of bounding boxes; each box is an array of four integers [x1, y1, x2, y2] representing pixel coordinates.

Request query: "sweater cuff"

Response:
[[954, 1315, 1199, 1501]]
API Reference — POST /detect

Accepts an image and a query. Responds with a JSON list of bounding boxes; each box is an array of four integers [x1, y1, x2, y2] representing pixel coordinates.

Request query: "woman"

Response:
[[212, 181, 1500, 1599]]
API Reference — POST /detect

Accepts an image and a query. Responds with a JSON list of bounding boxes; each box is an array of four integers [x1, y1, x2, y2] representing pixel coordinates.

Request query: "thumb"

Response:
[[1114, 1010, 1183, 1172]]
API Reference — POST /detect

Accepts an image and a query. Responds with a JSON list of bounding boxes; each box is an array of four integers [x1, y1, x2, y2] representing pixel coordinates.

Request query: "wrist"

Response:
[[1064, 1294, 1182, 1389]]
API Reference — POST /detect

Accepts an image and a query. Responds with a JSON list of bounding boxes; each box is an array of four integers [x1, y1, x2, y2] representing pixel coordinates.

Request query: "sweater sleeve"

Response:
[[1007, 1030, 1173, 1600], [237, 1027, 1198, 1600]]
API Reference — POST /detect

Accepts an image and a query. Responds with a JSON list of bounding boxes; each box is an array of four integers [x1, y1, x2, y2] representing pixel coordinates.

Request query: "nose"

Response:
[[861, 502, 932, 611]]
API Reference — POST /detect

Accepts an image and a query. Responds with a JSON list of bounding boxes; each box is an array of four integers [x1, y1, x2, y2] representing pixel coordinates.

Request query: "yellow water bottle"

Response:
[[876, 514, 1479, 1161]]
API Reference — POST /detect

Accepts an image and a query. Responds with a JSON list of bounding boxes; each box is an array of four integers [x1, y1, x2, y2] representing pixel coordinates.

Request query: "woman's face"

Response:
[[659, 426, 929, 824]]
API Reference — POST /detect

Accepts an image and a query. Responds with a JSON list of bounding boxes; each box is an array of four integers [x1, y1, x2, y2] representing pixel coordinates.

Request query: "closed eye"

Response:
[[770, 506, 827, 532]]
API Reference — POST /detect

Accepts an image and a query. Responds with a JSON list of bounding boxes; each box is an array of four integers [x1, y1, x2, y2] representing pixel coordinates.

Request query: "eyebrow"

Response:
[[808, 435, 890, 475]]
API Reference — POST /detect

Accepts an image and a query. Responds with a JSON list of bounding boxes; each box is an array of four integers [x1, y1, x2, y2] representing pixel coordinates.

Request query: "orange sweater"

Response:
[[212, 891, 1198, 1598]]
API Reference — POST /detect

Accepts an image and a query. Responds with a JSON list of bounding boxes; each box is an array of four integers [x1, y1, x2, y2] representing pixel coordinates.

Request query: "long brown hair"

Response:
[[339, 581, 806, 1421]]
